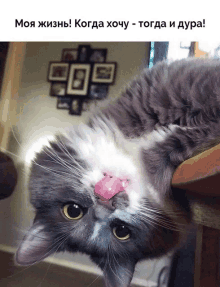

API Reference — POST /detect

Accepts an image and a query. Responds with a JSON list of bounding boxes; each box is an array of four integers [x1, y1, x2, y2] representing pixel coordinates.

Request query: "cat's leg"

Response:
[[140, 123, 220, 228], [142, 124, 220, 196]]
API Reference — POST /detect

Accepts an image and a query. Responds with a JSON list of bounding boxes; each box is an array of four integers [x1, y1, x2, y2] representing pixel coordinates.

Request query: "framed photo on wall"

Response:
[[78, 45, 91, 63], [62, 49, 78, 62], [48, 62, 69, 81], [69, 98, 83, 115], [57, 97, 71, 109], [50, 82, 66, 96], [89, 84, 109, 100], [89, 49, 107, 63], [91, 62, 116, 84], [82, 99, 90, 111], [67, 64, 91, 96]]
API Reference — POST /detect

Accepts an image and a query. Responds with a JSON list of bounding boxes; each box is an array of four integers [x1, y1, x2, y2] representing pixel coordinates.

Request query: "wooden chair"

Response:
[[172, 143, 220, 287]]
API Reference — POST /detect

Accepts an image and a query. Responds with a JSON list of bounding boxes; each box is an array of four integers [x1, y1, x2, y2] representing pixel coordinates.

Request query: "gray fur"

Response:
[[16, 58, 220, 287]]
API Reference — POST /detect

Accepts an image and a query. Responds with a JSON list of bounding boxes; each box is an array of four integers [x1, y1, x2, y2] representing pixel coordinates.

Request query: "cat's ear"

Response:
[[15, 219, 55, 265], [93, 256, 136, 287]]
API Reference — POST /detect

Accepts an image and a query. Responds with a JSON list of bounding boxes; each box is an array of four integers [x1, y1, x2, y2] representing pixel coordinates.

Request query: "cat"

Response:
[[15, 58, 220, 287]]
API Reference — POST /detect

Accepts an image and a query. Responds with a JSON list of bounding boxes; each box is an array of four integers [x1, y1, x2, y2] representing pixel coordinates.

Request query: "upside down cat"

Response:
[[16, 58, 220, 286]]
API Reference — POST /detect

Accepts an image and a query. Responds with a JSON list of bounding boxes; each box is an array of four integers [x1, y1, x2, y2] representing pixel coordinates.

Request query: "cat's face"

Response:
[[16, 119, 182, 287]]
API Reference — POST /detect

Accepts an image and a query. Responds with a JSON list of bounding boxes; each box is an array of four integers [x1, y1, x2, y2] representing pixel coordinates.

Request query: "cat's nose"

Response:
[[96, 191, 129, 210], [96, 197, 115, 211], [94, 172, 130, 211], [93, 192, 129, 219]]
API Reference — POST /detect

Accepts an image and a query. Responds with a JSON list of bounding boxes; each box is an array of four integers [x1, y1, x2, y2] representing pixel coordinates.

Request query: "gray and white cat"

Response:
[[16, 58, 220, 287]]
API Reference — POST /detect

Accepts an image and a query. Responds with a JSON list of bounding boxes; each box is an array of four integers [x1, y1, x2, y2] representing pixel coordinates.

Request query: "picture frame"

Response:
[[67, 63, 91, 96], [48, 62, 69, 81], [78, 45, 91, 62], [89, 49, 107, 63], [82, 99, 90, 111], [89, 84, 109, 100], [91, 62, 116, 84], [69, 98, 83, 115], [57, 97, 72, 109], [62, 49, 78, 62], [50, 82, 66, 97]]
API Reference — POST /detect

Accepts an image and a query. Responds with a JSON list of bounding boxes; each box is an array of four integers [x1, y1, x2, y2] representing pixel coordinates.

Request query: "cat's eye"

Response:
[[63, 203, 83, 220], [113, 225, 131, 240]]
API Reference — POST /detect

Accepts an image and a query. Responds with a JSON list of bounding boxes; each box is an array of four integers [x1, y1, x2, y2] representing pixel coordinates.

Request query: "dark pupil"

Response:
[[68, 204, 81, 218], [115, 225, 130, 238]]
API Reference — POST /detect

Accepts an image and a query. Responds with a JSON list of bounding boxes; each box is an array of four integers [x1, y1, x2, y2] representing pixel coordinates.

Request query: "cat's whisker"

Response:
[[109, 246, 131, 285], [30, 159, 81, 182], [49, 136, 88, 175], [139, 206, 190, 223], [138, 212, 187, 232], [107, 246, 125, 285], [35, 233, 72, 287], [55, 136, 87, 173], [139, 205, 191, 228], [138, 215, 165, 230], [138, 211, 173, 225], [43, 145, 80, 174], [138, 211, 174, 227], [110, 246, 132, 278], [140, 202, 186, 216], [34, 158, 83, 184], [86, 272, 103, 287], [5, 231, 71, 281]]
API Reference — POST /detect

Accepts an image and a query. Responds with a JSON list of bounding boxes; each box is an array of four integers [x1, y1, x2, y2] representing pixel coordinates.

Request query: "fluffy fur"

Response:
[[16, 58, 220, 287]]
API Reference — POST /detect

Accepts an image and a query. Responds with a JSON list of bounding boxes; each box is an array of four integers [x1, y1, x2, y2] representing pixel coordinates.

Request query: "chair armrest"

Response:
[[172, 144, 220, 197]]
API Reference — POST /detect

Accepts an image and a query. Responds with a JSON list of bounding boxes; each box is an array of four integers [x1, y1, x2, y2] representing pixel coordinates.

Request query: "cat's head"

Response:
[[16, 117, 188, 287]]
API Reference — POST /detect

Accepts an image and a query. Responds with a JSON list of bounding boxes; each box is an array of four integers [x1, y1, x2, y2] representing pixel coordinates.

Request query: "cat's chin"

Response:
[[65, 121, 147, 211]]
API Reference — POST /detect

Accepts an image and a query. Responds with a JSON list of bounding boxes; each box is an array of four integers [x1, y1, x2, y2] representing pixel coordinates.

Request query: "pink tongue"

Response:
[[95, 174, 129, 200]]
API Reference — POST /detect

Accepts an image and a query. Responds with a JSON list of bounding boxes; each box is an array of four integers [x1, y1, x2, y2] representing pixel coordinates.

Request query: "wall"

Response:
[[0, 42, 171, 286]]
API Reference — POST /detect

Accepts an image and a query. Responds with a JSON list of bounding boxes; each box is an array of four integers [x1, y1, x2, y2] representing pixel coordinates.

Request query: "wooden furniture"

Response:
[[172, 144, 220, 287], [170, 41, 220, 287], [0, 42, 26, 150]]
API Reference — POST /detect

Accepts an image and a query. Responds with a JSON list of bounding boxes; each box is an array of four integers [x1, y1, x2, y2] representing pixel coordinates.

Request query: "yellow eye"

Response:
[[113, 225, 131, 240], [63, 203, 83, 220]]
